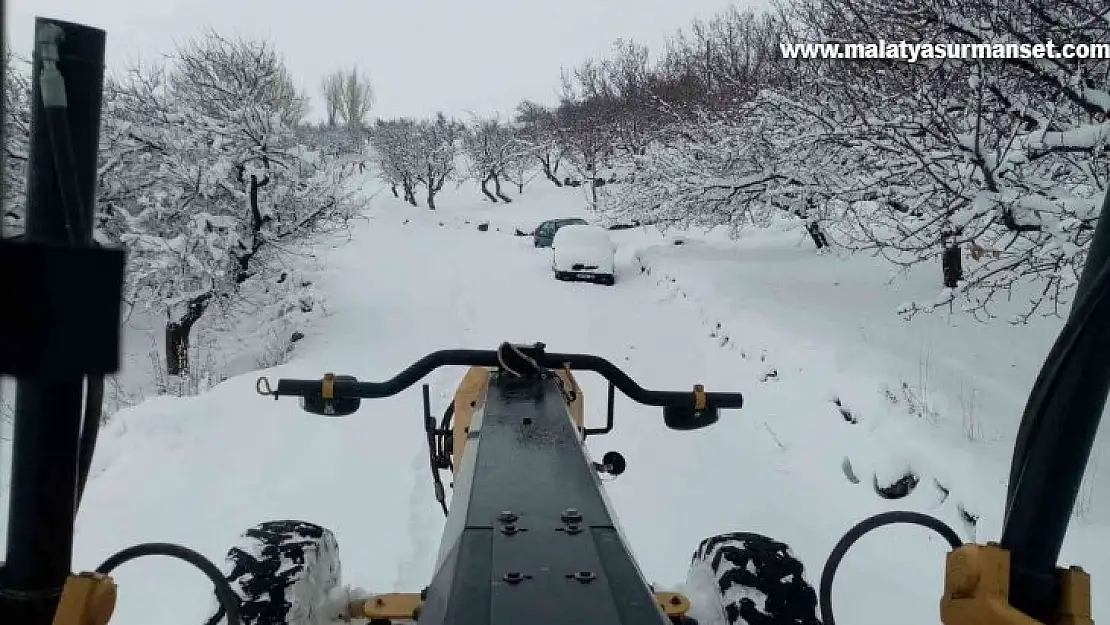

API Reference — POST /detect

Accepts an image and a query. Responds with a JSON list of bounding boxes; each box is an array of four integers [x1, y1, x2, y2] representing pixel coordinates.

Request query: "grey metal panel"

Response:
[[418, 373, 668, 625]]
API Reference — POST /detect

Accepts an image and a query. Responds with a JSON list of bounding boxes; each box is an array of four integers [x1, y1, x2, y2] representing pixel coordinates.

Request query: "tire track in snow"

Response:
[[633, 248, 985, 542], [393, 240, 477, 591], [395, 447, 436, 589]]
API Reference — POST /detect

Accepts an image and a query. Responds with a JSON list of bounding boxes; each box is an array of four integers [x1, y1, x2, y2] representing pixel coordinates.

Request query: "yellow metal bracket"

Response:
[[51, 572, 117, 625], [940, 543, 1092, 625], [321, 373, 336, 400], [693, 384, 706, 411]]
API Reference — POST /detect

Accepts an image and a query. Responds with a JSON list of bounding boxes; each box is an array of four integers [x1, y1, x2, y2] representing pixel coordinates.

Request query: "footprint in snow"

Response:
[[830, 397, 858, 424]]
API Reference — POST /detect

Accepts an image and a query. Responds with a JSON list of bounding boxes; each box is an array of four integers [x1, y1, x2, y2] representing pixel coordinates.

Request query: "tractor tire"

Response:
[[207, 520, 343, 625], [683, 532, 821, 625]]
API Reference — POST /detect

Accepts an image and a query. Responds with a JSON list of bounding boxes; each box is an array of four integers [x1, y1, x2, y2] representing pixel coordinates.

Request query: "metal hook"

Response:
[[255, 376, 274, 397]]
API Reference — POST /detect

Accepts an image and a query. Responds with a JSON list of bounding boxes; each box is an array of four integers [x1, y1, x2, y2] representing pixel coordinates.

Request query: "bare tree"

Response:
[[414, 113, 464, 209], [320, 70, 344, 127], [502, 130, 538, 194], [463, 115, 525, 202], [369, 118, 421, 205], [514, 100, 564, 186], [554, 94, 613, 207], [338, 66, 374, 130], [171, 29, 309, 127]]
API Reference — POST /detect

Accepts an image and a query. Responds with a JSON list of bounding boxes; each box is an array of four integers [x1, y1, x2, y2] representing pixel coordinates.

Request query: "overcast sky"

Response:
[[11, 0, 765, 121]]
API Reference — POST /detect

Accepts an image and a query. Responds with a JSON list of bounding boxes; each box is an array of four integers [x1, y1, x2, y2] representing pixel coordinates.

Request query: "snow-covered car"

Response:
[[532, 217, 588, 248], [551, 224, 616, 285]]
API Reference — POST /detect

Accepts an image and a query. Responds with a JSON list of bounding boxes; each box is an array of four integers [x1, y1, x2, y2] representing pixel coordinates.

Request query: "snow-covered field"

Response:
[[2, 179, 1107, 624]]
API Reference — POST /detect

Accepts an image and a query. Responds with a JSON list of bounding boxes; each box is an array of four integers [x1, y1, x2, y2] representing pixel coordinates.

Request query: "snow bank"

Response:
[[628, 222, 1110, 617]]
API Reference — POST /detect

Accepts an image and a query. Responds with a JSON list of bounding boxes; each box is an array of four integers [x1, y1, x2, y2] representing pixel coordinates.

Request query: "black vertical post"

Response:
[[0, 17, 106, 625]]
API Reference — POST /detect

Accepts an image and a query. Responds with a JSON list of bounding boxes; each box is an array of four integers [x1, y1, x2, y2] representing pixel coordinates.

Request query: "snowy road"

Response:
[[68, 204, 972, 625]]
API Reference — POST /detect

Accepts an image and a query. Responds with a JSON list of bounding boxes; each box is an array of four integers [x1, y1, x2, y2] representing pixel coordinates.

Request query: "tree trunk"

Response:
[[165, 293, 212, 376], [427, 184, 436, 210], [806, 221, 829, 249], [480, 174, 498, 202], [402, 180, 417, 206], [539, 155, 563, 186], [493, 174, 512, 202], [942, 243, 963, 288], [390, 184, 399, 198]]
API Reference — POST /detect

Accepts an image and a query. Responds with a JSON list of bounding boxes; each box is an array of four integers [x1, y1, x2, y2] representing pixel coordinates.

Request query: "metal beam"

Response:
[[420, 373, 668, 625]]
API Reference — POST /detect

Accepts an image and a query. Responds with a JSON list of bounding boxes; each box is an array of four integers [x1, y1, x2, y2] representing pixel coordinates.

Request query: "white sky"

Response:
[[10, 0, 766, 121]]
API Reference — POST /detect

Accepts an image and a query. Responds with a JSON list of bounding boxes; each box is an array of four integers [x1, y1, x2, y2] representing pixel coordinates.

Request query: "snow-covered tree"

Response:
[[2, 49, 30, 236], [102, 36, 356, 378], [599, 100, 837, 244], [552, 0, 1110, 319], [501, 132, 537, 194], [553, 96, 612, 207], [514, 100, 565, 186], [413, 113, 463, 209], [172, 29, 309, 127], [369, 117, 421, 206], [462, 115, 527, 202], [792, 0, 1110, 319]]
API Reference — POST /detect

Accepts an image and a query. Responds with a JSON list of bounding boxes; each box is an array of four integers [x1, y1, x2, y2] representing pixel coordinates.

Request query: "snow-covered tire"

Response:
[[684, 532, 821, 625], [208, 520, 342, 625]]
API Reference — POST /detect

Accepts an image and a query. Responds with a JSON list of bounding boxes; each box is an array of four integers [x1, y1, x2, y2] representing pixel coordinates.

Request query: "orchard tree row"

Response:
[[3, 0, 1107, 387], [502, 0, 1110, 322], [356, 0, 1109, 321]]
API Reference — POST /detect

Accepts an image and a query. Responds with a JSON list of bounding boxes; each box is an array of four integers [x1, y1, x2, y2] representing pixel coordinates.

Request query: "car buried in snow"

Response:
[[531, 217, 588, 248], [551, 224, 617, 286]]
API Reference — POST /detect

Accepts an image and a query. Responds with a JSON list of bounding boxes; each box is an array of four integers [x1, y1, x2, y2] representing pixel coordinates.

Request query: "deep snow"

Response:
[[1, 180, 1107, 624]]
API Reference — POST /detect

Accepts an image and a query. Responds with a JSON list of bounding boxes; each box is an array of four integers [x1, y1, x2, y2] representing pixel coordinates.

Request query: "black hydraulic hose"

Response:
[[818, 511, 963, 625], [75, 376, 104, 508], [1005, 188, 1110, 515], [96, 543, 241, 625], [999, 254, 1110, 620]]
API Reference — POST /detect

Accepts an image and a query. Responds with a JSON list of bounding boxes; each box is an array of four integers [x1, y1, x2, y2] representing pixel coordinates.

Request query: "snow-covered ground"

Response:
[[2, 179, 1107, 624]]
